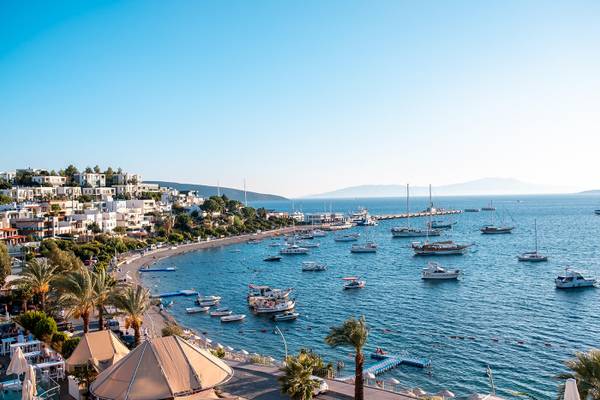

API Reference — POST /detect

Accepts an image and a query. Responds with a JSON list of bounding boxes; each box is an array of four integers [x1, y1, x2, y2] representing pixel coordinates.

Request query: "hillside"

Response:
[[146, 181, 287, 202]]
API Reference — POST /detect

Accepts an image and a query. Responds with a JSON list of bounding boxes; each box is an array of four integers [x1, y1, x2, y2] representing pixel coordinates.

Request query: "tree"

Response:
[[43, 240, 83, 273], [112, 284, 150, 347], [17, 259, 58, 311], [85, 166, 93, 173], [93, 165, 101, 173], [0, 242, 11, 286], [93, 268, 116, 331], [279, 351, 321, 400], [0, 194, 12, 205], [63, 164, 79, 185], [56, 267, 96, 333], [325, 316, 369, 400], [558, 349, 600, 399]]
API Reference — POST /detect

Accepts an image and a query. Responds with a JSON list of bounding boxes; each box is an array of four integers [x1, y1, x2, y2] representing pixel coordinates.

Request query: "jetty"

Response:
[[374, 209, 462, 221], [150, 289, 197, 298], [338, 353, 431, 381], [139, 267, 177, 273]]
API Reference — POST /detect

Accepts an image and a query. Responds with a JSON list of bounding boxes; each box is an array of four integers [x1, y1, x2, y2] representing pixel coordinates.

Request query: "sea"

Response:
[[140, 195, 600, 399]]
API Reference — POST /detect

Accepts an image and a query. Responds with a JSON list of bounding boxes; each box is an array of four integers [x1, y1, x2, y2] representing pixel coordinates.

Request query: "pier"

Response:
[[338, 353, 431, 381], [150, 289, 198, 298], [374, 209, 462, 220]]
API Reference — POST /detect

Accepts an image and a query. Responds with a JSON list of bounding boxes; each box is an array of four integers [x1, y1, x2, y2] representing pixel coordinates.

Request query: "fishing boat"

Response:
[[555, 268, 596, 289], [464, 208, 480, 212], [481, 225, 514, 234], [428, 220, 456, 230], [312, 229, 327, 237], [221, 314, 246, 322], [196, 295, 222, 302], [392, 184, 441, 238], [280, 244, 309, 255], [301, 261, 327, 271], [334, 233, 360, 242], [253, 299, 296, 314], [481, 201, 496, 211], [412, 241, 471, 256], [343, 276, 366, 290], [518, 219, 548, 262], [421, 262, 460, 280], [350, 242, 378, 253], [210, 308, 233, 317], [264, 255, 282, 262], [186, 306, 209, 314], [273, 311, 300, 321]]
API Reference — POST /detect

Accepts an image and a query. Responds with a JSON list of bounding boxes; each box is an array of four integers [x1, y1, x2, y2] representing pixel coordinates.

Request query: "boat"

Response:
[[518, 219, 548, 262], [356, 215, 378, 226], [221, 314, 246, 322], [481, 201, 496, 211], [327, 221, 354, 231], [421, 262, 460, 280], [247, 285, 293, 302], [555, 268, 596, 289], [595, 210, 600, 215], [186, 306, 209, 314], [302, 261, 327, 271], [196, 299, 220, 307], [428, 220, 456, 230], [297, 241, 320, 248], [392, 184, 441, 238], [481, 225, 514, 234], [343, 276, 366, 290], [280, 244, 309, 255], [253, 299, 296, 314], [350, 242, 378, 253], [334, 233, 360, 242], [268, 242, 282, 247], [210, 308, 233, 317], [247, 238, 263, 244], [412, 241, 472, 256], [350, 207, 369, 223], [196, 295, 222, 302], [264, 255, 282, 262], [464, 208, 480, 212], [273, 311, 300, 321], [296, 232, 314, 240], [312, 229, 327, 237]]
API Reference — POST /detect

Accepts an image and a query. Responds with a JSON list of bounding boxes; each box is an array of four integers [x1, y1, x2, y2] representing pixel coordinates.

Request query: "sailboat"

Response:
[[392, 184, 440, 238], [481, 201, 496, 211], [480, 206, 514, 234], [517, 219, 548, 262]]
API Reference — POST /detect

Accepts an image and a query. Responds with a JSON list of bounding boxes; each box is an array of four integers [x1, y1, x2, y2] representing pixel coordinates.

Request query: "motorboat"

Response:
[[297, 241, 320, 248], [350, 207, 369, 223], [264, 255, 282, 262], [312, 229, 327, 237], [555, 268, 596, 289], [391, 227, 441, 238], [247, 238, 263, 244], [247, 285, 293, 302], [481, 201, 496, 211], [280, 244, 309, 255], [221, 314, 246, 322], [356, 215, 378, 226], [412, 241, 471, 256], [273, 311, 300, 321], [302, 261, 327, 271], [518, 219, 547, 262], [196, 299, 220, 307], [350, 242, 378, 253], [210, 308, 233, 317], [296, 232, 315, 240], [186, 306, 209, 314], [480, 225, 514, 234], [421, 262, 460, 280], [327, 221, 354, 230], [343, 276, 366, 290], [464, 208, 480, 212], [334, 233, 360, 242], [253, 300, 296, 314], [428, 220, 456, 230], [196, 295, 222, 302]]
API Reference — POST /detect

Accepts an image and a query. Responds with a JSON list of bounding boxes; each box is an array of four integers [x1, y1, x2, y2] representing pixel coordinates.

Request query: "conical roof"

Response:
[[66, 330, 130, 372], [90, 335, 233, 400]]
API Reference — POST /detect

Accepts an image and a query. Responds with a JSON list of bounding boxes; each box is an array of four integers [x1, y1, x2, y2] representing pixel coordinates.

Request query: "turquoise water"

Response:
[[142, 195, 600, 399]]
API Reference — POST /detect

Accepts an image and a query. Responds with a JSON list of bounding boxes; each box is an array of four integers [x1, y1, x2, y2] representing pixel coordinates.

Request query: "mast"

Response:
[[534, 219, 538, 253], [429, 184, 433, 211], [406, 183, 410, 228]]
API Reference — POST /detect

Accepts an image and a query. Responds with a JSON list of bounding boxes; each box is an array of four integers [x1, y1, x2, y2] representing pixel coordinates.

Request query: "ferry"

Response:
[[343, 276, 366, 290], [412, 241, 472, 256], [302, 261, 327, 271], [350, 242, 378, 253], [186, 306, 209, 314], [280, 244, 309, 255], [421, 262, 460, 280], [221, 314, 246, 322], [555, 269, 596, 289], [273, 311, 300, 321], [334, 233, 360, 242], [480, 225, 514, 234]]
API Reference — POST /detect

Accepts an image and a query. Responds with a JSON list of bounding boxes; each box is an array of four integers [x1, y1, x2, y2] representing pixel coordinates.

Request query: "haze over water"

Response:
[[142, 194, 600, 399]]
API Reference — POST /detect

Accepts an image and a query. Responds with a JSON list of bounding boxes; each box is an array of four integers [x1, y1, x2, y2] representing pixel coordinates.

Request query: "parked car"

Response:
[[311, 376, 329, 396]]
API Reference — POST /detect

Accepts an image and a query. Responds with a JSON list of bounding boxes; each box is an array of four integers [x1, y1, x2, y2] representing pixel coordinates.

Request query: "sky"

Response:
[[1, 1, 599, 197]]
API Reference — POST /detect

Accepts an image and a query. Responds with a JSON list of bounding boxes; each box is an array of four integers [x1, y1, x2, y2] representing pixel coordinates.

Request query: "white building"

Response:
[[74, 173, 106, 188], [31, 175, 66, 187], [56, 186, 82, 198], [82, 187, 116, 198], [112, 173, 142, 186], [0, 171, 16, 182]]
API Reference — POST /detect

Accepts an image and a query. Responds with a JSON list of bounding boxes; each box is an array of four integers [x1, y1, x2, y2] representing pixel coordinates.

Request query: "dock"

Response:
[[139, 267, 177, 273], [150, 289, 198, 298], [374, 209, 462, 220], [338, 353, 431, 381]]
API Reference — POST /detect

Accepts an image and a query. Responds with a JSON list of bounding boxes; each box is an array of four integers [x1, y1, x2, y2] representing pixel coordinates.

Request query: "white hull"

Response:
[[254, 300, 296, 314], [186, 307, 209, 314], [221, 314, 246, 322], [392, 229, 440, 238], [421, 273, 459, 280], [555, 280, 595, 289]]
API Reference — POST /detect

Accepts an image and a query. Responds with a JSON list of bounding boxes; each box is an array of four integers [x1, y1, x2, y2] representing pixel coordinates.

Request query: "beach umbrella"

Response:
[[412, 387, 427, 397], [436, 389, 455, 398], [241, 349, 249, 355], [564, 378, 581, 400], [24, 365, 37, 398], [390, 378, 400, 385], [7, 347, 29, 376], [21, 379, 34, 400]]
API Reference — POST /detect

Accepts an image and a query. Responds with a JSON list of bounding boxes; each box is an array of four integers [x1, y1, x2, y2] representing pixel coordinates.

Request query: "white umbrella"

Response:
[[241, 349, 249, 355], [7, 347, 29, 376], [5, 309, 10, 321], [24, 365, 37, 396], [564, 378, 581, 400], [436, 389, 455, 398], [21, 379, 34, 400], [412, 387, 427, 396], [367, 372, 376, 380], [390, 378, 400, 384]]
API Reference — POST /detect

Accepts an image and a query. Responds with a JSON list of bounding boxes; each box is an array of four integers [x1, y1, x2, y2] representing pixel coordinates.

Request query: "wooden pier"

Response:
[[338, 353, 431, 381], [374, 209, 463, 220]]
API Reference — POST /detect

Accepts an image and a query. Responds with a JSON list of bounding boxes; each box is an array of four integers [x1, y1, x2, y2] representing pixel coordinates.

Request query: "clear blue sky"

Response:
[[1, 1, 599, 197]]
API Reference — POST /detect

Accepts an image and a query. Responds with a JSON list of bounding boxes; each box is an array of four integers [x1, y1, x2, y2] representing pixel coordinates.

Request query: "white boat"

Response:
[[421, 262, 460, 280], [247, 285, 293, 303], [253, 300, 296, 314], [481, 225, 514, 234], [412, 241, 472, 256], [273, 311, 300, 321], [302, 261, 327, 271], [327, 221, 354, 231], [392, 184, 441, 238], [296, 232, 314, 240], [312, 229, 327, 237], [221, 314, 246, 322], [555, 268, 596, 289], [334, 233, 360, 242], [350, 242, 378, 253], [196, 299, 220, 307], [210, 308, 233, 317], [342, 276, 366, 290], [280, 244, 309, 255], [356, 215, 378, 226], [297, 241, 320, 248], [186, 306, 209, 314], [518, 219, 548, 262], [350, 207, 369, 223], [196, 295, 222, 302]]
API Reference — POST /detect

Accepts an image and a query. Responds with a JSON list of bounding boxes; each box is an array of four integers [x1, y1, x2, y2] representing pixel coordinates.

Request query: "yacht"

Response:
[[412, 241, 472, 256], [481, 225, 514, 234], [356, 215, 378, 226], [296, 232, 315, 240], [428, 220, 456, 230], [221, 314, 246, 322], [328, 221, 354, 230], [518, 219, 548, 262], [421, 262, 460, 280], [247, 285, 292, 302], [555, 269, 596, 289], [302, 261, 327, 271], [350, 207, 369, 223], [312, 229, 327, 237], [186, 306, 209, 314], [196, 299, 219, 307], [392, 184, 440, 238], [350, 242, 378, 253], [343, 277, 366, 290], [273, 311, 300, 321], [334, 233, 360, 242], [280, 244, 309, 255], [210, 308, 233, 317]]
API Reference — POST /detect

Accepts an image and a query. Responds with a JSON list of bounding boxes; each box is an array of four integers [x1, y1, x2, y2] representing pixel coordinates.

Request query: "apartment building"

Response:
[[31, 175, 67, 187], [74, 172, 106, 188]]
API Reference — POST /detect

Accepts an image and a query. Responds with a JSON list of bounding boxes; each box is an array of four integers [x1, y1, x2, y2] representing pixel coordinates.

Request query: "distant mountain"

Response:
[[305, 178, 573, 198], [579, 189, 600, 195], [146, 181, 287, 202]]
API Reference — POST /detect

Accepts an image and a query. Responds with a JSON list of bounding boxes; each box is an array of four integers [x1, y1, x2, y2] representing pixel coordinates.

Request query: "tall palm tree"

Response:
[[558, 349, 600, 399], [278, 352, 320, 400], [17, 258, 58, 311], [112, 284, 150, 347], [325, 316, 369, 400], [56, 267, 96, 333], [93, 268, 116, 331]]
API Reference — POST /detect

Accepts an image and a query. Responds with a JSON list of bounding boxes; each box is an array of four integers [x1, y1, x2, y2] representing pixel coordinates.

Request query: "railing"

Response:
[[37, 376, 61, 399]]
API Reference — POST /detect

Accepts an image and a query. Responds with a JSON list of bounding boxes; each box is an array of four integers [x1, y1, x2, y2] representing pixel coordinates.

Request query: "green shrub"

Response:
[[61, 337, 80, 359], [17, 311, 46, 333], [161, 323, 183, 337], [50, 331, 69, 353], [34, 316, 58, 340], [211, 347, 225, 358]]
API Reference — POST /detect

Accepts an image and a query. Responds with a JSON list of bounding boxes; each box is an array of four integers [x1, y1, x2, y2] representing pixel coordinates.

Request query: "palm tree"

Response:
[[112, 284, 150, 347], [17, 259, 58, 311], [325, 315, 369, 400], [56, 267, 96, 333], [558, 349, 600, 399], [93, 269, 116, 330], [279, 352, 320, 400]]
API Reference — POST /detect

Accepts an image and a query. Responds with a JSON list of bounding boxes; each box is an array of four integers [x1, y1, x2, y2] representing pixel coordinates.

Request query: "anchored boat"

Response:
[[186, 306, 209, 314], [280, 244, 309, 255], [350, 242, 378, 253], [392, 184, 440, 238], [264, 255, 282, 262], [421, 262, 460, 280], [518, 219, 547, 262], [273, 311, 300, 321], [334, 233, 360, 242], [210, 308, 233, 317], [343, 276, 366, 290], [221, 314, 246, 322], [302, 261, 327, 271], [412, 241, 471, 256], [555, 269, 596, 289]]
